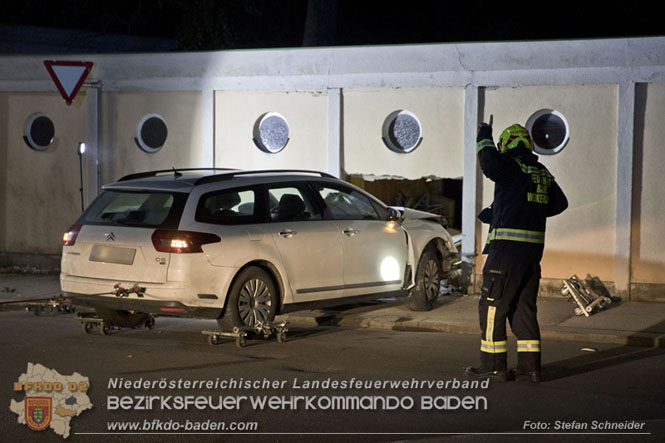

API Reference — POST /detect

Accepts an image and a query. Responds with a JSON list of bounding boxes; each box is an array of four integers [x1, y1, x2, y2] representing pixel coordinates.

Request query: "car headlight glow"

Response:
[[380, 256, 400, 281]]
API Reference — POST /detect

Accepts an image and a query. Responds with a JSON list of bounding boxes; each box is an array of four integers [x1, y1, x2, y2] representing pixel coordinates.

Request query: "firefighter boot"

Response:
[[511, 347, 541, 383], [464, 366, 508, 382], [509, 368, 541, 383]]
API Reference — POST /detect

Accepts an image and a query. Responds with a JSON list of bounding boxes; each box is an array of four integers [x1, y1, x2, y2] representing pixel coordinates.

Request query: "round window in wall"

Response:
[[253, 112, 290, 153], [24, 113, 55, 151], [526, 109, 569, 155], [382, 110, 422, 153], [135, 113, 168, 153]]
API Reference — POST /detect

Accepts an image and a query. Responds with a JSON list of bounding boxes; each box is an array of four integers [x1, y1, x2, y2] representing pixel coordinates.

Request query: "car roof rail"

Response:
[[194, 169, 336, 185], [118, 167, 237, 182]]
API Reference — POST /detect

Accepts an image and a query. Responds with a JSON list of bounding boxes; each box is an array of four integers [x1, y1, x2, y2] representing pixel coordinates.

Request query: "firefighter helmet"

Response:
[[498, 124, 532, 153]]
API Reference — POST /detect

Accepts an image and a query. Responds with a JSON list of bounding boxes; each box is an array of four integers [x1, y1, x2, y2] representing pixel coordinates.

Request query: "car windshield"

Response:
[[79, 190, 187, 229]]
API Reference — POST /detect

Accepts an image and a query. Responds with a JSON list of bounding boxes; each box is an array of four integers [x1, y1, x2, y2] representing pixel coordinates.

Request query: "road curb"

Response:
[[540, 328, 665, 348], [280, 313, 665, 348]]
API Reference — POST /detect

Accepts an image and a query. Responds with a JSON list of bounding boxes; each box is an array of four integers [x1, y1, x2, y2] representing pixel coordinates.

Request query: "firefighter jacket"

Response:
[[477, 137, 568, 256]]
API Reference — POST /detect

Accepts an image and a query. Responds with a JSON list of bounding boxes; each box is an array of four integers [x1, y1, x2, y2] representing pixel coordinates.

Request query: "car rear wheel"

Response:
[[217, 267, 278, 331], [404, 246, 442, 312]]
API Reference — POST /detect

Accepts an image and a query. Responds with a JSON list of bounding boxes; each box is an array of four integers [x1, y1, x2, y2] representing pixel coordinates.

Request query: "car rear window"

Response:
[[78, 190, 187, 229]]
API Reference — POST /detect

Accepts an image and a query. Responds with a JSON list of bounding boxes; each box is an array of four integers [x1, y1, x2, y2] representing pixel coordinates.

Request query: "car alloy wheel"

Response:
[[423, 257, 441, 302], [404, 246, 442, 312], [238, 278, 273, 327], [218, 266, 278, 331]]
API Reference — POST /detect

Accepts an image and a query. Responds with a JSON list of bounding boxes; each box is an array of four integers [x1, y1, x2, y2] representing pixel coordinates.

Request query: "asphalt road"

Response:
[[1, 309, 664, 442]]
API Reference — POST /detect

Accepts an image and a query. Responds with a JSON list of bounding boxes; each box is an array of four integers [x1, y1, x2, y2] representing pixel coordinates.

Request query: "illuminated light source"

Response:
[[77, 141, 86, 212], [151, 229, 221, 253], [383, 220, 399, 233], [380, 256, 401, 281], [62, 224, 82, 246], [170, 239, 189, 250], [160, 307, 185, 312]]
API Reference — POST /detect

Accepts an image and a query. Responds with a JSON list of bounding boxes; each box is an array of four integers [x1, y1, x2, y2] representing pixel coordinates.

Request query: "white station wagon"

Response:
[[60, 169, 457, 330]]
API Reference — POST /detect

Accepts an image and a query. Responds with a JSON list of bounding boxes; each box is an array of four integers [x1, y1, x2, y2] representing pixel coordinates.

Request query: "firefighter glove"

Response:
[[477, 123, 493, 143]]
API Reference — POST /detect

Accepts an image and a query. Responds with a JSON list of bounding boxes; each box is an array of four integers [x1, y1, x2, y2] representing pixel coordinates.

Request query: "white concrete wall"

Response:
[[343, 87, 464, 179], [1, 38, 665, 296], [480, 84, 618, 281], [0, 93, 7, 254], [100, 91, 203, 184], [214, 90, 329, 171], [632, 82, 665, 285], [1, 92, 87, 254]]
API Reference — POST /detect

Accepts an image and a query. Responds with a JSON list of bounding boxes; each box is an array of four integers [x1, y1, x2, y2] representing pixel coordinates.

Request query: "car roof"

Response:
[[103, 169, 338, 192]]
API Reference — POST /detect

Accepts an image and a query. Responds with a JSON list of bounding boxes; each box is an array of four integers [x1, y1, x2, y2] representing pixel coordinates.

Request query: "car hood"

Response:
[[389, 206, 457, 255], [390, 206, 445, 224]]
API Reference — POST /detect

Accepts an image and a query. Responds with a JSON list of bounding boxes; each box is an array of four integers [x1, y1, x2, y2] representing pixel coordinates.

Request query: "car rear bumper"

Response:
[[66, 293, 223, 319], [60, 272, 229, 319]]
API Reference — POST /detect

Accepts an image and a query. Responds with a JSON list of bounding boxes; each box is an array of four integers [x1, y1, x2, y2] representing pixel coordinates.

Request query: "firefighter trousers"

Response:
[[479, 251, 542, 373]]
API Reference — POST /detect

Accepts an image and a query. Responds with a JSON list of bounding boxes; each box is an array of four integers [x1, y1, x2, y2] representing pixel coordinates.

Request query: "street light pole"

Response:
[[77, 142, 86, 212]]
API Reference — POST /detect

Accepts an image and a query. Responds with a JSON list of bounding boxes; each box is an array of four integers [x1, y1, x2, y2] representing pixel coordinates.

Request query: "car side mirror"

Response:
[[387, 207, 403, 225]]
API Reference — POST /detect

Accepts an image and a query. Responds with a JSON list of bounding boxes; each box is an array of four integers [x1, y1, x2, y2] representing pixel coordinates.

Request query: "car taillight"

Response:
[[151, 230, 221, 253], [63, 224, 82, 246]]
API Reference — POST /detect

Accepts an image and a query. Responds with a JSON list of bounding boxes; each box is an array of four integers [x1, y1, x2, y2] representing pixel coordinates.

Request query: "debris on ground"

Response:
[[0, 265, 58, 275]]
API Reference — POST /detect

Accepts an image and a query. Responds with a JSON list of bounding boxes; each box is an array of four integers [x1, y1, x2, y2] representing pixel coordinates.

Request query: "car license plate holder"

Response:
[[89, 245, 136, 265]]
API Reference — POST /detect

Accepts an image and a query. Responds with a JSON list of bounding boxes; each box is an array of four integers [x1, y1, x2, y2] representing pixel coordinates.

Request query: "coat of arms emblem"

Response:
[[25, 397, 52, 431]]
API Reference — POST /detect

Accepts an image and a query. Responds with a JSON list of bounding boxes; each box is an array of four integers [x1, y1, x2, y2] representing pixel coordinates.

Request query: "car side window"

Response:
[[314, 184, 380, 221], [267, 186, 321, 222], [196, 188, 259, 225]]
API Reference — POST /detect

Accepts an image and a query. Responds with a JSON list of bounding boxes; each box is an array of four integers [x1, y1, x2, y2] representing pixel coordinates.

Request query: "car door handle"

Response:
[[279, 230, 297, 238], [343, 228, 359, 237]]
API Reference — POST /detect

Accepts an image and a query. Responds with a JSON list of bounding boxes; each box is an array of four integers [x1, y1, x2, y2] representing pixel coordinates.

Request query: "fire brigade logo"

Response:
[[10, 363, 92, 439], [25, 397, 52, 431]]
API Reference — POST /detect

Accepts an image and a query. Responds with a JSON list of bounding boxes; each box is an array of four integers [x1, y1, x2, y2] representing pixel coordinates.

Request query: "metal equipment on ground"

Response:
[[202, 321, 289, 348], [26, 296, 75, 315], [561, 275, 612, 317], [75, 311, 155, 335]]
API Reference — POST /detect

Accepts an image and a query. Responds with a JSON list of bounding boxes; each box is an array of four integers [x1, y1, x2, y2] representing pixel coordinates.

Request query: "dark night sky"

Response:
[[1, 0, 663, 51]]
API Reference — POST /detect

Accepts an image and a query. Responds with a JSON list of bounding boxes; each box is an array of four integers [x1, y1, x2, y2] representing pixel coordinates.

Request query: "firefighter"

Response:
[[465, 121, 568, 383]]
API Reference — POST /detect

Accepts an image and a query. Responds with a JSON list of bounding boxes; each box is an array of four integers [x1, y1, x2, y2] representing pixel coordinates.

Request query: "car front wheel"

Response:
[[217, 267, 278, 331], [404, 246, 442, 312]]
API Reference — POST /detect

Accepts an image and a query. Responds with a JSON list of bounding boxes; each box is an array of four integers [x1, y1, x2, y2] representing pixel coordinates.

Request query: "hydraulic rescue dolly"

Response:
[[0, 294, 74, 315], [75, 283, 155, 334], [2, 282, 290, 346], [27, 295, 75, 316], [76, 311, 155, 335], [561, 275, 614, 317], [202, 320, 289, 348], [0, 283, 155, 333]]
